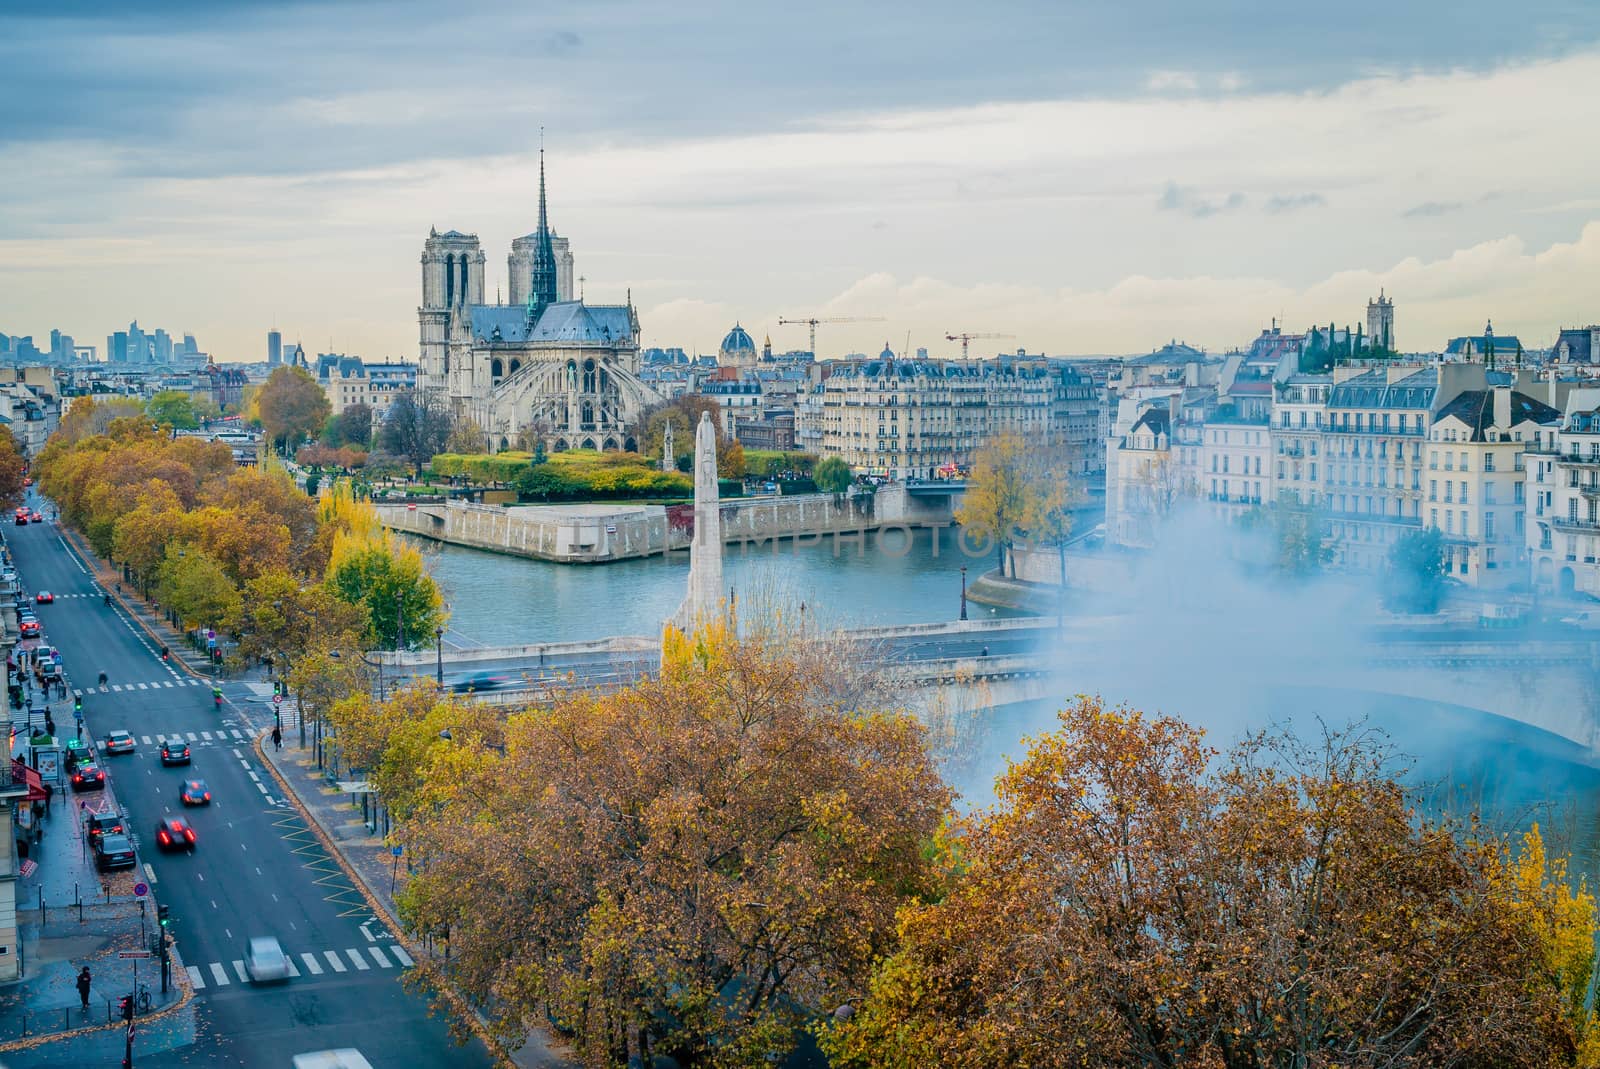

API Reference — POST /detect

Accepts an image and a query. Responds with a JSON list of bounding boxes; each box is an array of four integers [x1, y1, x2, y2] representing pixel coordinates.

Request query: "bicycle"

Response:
[[135, 984, 151, 1015]]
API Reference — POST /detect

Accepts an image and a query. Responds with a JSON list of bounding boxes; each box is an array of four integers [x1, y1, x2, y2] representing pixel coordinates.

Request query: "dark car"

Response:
[[65, 741, 92, 771], [179, 779, 211, 806], [18, 617, 39, 638], [12, 513, 25, 526], [154, 816, 196, 852], [34, 590, 52, 604], [93, 833, 137, 871], [87, 811, 126, 845], [449, 671, 514, 694], [71, 764, 106, 792], [159, 738, 191, 766]]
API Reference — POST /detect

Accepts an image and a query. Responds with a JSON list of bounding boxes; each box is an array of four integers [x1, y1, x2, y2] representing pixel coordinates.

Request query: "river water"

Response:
[[414, 532, 1600, 876], [407, 526, 1021, 647]]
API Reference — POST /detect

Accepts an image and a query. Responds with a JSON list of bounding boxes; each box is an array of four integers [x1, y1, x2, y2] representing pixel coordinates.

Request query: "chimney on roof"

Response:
[[1493, 384, 1510, 431]]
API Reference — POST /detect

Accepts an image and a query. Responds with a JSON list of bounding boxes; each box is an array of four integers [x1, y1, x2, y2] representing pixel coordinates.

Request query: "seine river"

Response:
[[414, 531, 1600, 877]]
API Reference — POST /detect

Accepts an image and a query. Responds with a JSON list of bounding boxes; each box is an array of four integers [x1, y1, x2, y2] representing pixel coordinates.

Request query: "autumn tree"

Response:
[[257, 366, 331, 453], [379, 390, 453, 476], [52, 396, 146, 447], [956, 432, 1034, 577], [155, 546, 241, 631], [444, 418, 487, 455], [813, 456, 852, 495], [0, 427, 26, 509], [823, 698, 1583, 1069], [1020, 444, 1081, 612], [716, 436, 745, 479], [642, 396, 722, 467], [325, 540, 444, 650], [1386, 527, 1446, 613], [322, 403, 373, 449], [397, 620, 951, 1065], [146, 390, 201, 430]]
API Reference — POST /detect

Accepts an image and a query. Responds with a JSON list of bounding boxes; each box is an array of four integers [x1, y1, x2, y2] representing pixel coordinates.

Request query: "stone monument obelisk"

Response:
[[674, 411, 723, 628], [661, 418, 676, 474]]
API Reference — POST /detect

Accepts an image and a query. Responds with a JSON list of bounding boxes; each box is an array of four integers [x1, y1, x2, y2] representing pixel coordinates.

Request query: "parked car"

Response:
[[86, 811, 126, 845], [244, 936, 291, 982], [65, 740, 92, 771], [1560, 610, 1600, 630], [18, 617, 39, 638], [71, 764, 106, 791], [93, 833, 137, 871]]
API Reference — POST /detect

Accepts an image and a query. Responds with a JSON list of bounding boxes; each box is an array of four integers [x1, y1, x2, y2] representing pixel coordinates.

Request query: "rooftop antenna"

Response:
[[579, 274, 586, 301]]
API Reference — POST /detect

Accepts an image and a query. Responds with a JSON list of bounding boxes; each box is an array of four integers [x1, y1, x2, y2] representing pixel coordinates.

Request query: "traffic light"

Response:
[[73, 694, 82, 713], [157, 904, 170, 927], [119, 995, 133, 1021]]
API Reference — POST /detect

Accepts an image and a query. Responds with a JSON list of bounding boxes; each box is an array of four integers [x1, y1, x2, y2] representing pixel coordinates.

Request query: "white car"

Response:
[[1560, 610, 1600, 630], [244, 936, 291, 982]]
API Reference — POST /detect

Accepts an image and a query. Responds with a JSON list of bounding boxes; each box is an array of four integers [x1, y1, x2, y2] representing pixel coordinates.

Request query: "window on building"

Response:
[[1485, 513, 1495, 540], [1459, 481, 1467, 504], [1516, 511, 1524, 535], [1430, 508, 1438, 528], [1446, 512, 1454, 533], [1484, 453, 1495, 472], [1484, 483, 1495, 505], [1443, 482, 1452, 503]]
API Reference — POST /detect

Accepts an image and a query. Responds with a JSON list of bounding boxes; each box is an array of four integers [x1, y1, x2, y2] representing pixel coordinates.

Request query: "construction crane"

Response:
[[777, 315, 885, 358], [946, 332, 1017, 359]]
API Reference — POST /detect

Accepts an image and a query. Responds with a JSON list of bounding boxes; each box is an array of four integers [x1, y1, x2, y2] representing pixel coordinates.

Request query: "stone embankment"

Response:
[[378, 490, 957, 564]]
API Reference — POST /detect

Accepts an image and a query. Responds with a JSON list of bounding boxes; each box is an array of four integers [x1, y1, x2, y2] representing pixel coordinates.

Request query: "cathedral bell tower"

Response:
[[419, 228, 485, 401]]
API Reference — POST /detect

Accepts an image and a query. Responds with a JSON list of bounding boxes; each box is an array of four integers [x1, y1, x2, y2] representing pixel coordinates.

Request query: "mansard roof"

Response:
[[1326, 368, 1437, 411], [1432, 390, 1560, 440]]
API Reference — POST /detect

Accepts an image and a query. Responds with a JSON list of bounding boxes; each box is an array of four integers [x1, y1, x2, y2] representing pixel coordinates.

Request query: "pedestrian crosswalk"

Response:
[[95, 678, 205, 693], [184, 943, 414, 989], [99, 729, 254, 748]]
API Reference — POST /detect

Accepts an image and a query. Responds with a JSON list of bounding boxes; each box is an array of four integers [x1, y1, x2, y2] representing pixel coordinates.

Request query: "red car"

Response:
[[34, 591, 53, 604], [19, 619, 40, 637], [29, 511, 43, 523], [155, 816, 197, 852], [71, 764, 107, 791]]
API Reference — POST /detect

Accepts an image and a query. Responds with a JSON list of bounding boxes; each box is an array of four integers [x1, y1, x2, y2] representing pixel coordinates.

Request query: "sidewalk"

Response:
[[258, 734, 572, 1069]]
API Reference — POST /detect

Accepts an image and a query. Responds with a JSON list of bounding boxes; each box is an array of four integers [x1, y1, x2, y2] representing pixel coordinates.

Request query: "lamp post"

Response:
[[959, 566, 968, 621], [395, 591, 404, 653], [434, 627, 444, 690]]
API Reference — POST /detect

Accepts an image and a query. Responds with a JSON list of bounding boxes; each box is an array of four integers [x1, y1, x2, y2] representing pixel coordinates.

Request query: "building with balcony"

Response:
[[1528, 388, 1600, 598], [317, 355, 418, 427], [1270, 374, 1331, 507], [795, 355, 1071, 480], [1424, 387, 1558, 587]]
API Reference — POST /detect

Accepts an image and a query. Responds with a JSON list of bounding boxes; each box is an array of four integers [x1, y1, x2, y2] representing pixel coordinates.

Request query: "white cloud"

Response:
[[4, 48, 1600, 360]]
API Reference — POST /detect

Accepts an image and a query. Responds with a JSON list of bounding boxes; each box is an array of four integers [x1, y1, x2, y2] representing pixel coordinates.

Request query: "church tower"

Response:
[[419, 228, 485, 401], [525, 150, 560, 325], [1366, 289, 1395, 352]]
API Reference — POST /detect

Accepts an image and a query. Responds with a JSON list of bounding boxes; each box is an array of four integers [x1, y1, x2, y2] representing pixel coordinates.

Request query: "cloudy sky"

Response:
[[3, 0, 1600, 362]]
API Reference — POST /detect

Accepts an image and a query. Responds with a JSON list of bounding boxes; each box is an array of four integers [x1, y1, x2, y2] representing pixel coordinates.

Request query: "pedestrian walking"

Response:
[[271, 725, 282, 751], [43, 781, 52, 814], [76, 967, 92, 1013]]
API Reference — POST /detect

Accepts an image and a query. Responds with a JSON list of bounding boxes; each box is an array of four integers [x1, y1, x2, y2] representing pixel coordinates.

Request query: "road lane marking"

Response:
[[208, 963, 231, 987], [389, 945, 414, 967], [186, 966, 204, 989], [186, 732, 198, 742], [299, 953, 324, 975], [247, 771, 260, 782], [367, 946, 393, 968], [323, 951, 347, 973], [137, 683, 148, 690], [140, 735, 152, 745], [232, 960, 249, 983], [112, 685, 123, 692], [285, 958, 300, 978], [231, 748, 243, 758], [344, 948, 369, 971], [201, 731, 213, 741], [142, 863, 157, 885]]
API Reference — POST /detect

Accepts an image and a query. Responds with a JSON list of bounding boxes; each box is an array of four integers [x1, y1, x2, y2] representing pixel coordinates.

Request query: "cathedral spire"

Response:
[[527, 144, 559, 323]]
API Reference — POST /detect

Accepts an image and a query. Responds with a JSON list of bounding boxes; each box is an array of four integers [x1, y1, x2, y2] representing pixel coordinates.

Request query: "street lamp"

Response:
[[395, 591, 404, 653], [434, 627, 444, 689], [959, 566, 968, 621]]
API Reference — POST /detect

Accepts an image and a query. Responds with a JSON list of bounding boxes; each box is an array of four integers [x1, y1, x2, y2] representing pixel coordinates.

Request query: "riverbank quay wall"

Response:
[[377, 491, 960, 564]]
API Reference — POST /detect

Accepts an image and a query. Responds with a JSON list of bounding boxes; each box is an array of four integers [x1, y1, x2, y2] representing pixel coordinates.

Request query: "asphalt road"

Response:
[[5, 495, 496, 1069]]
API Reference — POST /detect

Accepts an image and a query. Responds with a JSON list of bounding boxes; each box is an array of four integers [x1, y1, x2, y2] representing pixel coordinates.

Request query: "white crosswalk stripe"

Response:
[[186, 965, 204, 989], [140, 735, 153, 746], [137, 683, 148, 690], [323, 950, 347, 973], [180, 943, 413, 996], [299, 952, 324, 975], [201, 731, 214, 741], [285, 957, 301, 978], [162, 680, 175, 688], [344, 948, 369, 971], [186, 732, 198, 742], [111, 684, 124, 692], [208, 962, 231, 987], [367, 946, 392, 968], [390, 945, 414, 967], [232, 960, 249, 983]]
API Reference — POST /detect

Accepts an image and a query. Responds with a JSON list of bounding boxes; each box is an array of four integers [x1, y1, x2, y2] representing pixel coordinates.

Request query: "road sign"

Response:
[[273, 693, 282, 704], [118, 950, 153, 959], [391, 844, 403, 857], [133, 882, 149, 897]]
